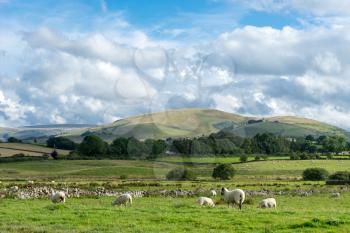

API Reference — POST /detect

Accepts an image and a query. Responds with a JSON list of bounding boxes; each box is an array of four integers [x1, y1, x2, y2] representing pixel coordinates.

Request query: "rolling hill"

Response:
[[64, 108, 350, 141], [1, 109, 349, 142]]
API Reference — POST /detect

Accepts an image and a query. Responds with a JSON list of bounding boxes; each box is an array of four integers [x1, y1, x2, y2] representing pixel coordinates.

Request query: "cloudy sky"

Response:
[[0, 0, 350, 129]]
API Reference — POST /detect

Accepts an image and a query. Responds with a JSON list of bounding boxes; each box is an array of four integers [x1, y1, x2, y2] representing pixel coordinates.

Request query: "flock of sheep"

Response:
[[197, 188, 276, 209], [49, 187, 282, 209]]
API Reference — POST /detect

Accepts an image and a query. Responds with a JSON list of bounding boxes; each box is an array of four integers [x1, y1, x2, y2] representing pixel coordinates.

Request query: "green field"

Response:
[[0, 195, 349, 233], [0, 143, 70, 157], [1, 157, 350, 232], [1, 159, 350, 182]]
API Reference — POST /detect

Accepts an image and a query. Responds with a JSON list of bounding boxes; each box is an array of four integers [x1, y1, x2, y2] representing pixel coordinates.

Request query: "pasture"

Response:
[[0, 158, 350, 181], [1, 157, 350, 232], [0, 143, 70, 157], [0, 194, 349, 233]]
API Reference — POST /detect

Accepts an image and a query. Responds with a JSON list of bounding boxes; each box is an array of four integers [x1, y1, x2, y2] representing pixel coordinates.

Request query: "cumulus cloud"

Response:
[[1, 10, 350, 131]]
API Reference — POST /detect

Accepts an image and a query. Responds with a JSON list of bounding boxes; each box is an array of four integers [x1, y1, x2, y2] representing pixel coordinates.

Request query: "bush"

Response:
[[166, 168, 196, 181], [254, 155, 261, 161], [302, 168, 329, 181], [212, 164, 236, 180], [328, 171, 350, 181], [240, 154, 248, 163], [290, 154, 300, 160], [120, 174, 128, 180]]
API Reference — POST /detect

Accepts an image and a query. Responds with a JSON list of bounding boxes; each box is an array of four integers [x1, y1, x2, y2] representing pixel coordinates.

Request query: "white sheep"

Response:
[[221, 188, 245, 210], [112, 194, 133, 207], [258, 198, 277, 209], [50, 191, 66, 203], [331, 192, 341, 198], [209, 189, 217, 197], [198, 197, 215, 207]]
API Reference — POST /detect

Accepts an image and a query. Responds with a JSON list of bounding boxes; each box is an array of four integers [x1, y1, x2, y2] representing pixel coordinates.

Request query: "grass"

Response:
[[0, 143, 70, 157], [0, 159, 350, 182], [157, 156, 289, 164], [0, 194, 349, 232]]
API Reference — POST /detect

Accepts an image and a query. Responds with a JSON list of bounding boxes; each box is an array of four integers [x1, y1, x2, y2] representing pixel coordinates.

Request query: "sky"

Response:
[[0, 0, 350, 130]]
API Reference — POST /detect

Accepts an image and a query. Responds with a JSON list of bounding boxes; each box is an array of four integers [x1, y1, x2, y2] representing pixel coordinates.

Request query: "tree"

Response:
[[240, 154, 248, 163], [7, 137, 22, 143], [78, 135, 107, 157], [212, 164, 236, 180], [47, 137, 77, 150], [166, 168, 196, 181], [110, 137, 129, 158], [302, 168, 329, 181], [144, 139, 167, 156], [50, 150, 59, 160]]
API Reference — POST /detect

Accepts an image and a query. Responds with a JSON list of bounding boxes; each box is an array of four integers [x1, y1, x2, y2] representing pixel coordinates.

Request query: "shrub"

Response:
[[120, 174, 128, 180], [166, 168, 196, 181], [328, 171, 350, 181], [240, 154, 248, 163], [254, 155, 261, 161], [290, 154, 300, 160], [302, 168, 329, 181], [212, 164, 236, 180]]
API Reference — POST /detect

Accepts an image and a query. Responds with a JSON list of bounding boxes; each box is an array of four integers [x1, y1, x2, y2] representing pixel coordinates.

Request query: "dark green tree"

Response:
[[212, 164, 236, 180], [78, 135, 107, 157]]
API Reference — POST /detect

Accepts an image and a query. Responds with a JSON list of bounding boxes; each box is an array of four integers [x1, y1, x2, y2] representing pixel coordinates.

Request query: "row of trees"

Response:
[[172, 132, 350, 156], [47, 135, 167, 160], [45, 131, 349, 159]]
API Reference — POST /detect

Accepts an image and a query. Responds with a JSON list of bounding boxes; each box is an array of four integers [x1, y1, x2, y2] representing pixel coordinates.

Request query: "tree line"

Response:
[[44, 131, 350, 160]]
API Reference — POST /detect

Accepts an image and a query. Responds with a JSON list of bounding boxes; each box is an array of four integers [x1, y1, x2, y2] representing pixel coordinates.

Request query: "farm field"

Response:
[[0, 159, 350, 182], [156, 156, 290, 164], [0, 143, 70, 157], [0, 194, 349, 233]]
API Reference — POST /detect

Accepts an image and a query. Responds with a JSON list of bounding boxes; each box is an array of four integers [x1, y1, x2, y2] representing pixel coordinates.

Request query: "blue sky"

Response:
[[0, 0, 350, 129]]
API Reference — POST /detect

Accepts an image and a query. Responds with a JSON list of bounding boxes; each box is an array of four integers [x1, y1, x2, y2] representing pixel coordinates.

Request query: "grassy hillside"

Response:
[[2, 109, 349, 142], [65, 108, 248, 141], [65, 108, 349, 141]]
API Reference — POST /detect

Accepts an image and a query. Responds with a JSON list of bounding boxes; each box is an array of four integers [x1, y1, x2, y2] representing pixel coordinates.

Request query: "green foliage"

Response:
[[50, 150, 58, 160], [240, 154, 248, 163], [7, 137, 22, 143], [47, 137, 77, 150], [120, 174, 128, 180], [328, 171, 350, 181], [212, 164, 236, 180], [78, 135, 107, 157], [166, 168, 196, 181], [302, 168, 329, 181]]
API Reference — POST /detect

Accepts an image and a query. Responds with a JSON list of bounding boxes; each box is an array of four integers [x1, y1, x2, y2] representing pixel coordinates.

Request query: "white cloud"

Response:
[[1, 11, 350, 131]]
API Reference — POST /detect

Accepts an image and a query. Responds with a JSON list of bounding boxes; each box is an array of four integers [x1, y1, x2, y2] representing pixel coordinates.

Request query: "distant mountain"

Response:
[[63, 108, 350, 142], [1, 109, 349, 142], [0, 124, 95, 141]]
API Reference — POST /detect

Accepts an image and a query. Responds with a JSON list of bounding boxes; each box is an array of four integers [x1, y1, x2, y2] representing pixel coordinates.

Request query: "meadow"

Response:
[[1, 157, 350, 232], [0, 194, 350, 233], [0, 143, 70, 157], [0, 158, 349, 181]]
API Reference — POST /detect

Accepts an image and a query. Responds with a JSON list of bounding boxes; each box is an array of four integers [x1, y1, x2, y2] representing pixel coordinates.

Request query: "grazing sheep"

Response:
[[112, 194, 132, 207], [258, 198, 277, 209], [198, 197, 215, 207], [209, 189, 217, 197], [28, 180, 34, 184], [221, 188, 245, 210], [50, 191, 66, 203], [331, 192, 341, 198]]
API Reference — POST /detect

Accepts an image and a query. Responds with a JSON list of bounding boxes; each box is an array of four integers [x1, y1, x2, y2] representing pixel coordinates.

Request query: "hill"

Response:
[[64, 108, 349, 141]]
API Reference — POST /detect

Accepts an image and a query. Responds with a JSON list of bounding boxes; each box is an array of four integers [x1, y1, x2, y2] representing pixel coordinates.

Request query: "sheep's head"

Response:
[[221, 188, 226, 195]]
